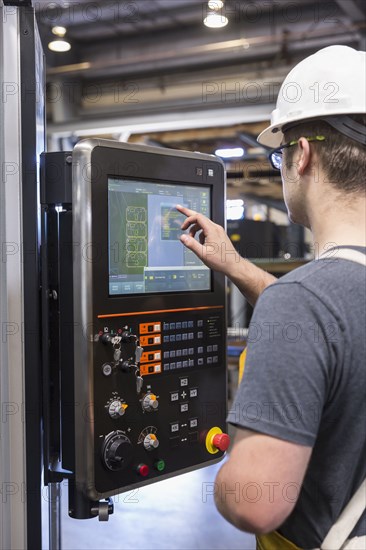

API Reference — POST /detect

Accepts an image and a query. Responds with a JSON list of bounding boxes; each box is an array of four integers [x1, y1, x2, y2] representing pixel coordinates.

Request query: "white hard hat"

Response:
[[258, 46, 366, 148]]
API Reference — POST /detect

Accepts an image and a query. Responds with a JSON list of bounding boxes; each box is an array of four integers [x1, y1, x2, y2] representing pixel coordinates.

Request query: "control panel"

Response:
[[41, 140, 228, 519], [92, 308, 226, 496]]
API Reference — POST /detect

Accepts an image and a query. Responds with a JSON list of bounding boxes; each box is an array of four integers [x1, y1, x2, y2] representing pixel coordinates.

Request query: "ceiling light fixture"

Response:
[[208, 0, 224, 9], [204, 11, 229, 28], [215, 147, 245, 159], [52, 26, 67, 36], [48, 26, 71, 52]]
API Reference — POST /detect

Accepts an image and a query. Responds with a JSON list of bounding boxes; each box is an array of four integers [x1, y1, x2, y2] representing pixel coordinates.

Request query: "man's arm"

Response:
[[214, 428, 312, 534], [177, 205, 276, 307]]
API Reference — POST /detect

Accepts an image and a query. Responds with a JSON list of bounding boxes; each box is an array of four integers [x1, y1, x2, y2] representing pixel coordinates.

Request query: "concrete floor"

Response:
[[42, 460, 255, 550]]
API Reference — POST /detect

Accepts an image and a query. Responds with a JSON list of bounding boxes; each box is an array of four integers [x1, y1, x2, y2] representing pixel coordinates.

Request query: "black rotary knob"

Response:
[[102, 431, 133, 471]]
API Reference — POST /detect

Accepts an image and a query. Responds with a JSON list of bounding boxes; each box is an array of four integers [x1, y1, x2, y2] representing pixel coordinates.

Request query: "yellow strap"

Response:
[[256, 531, 302, 550], [238, 347, 247, 384]]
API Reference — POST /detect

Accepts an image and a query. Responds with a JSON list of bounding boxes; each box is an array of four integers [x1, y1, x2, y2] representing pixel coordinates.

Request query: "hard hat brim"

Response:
[[258, 109, 366, 148], [257, 125, 284, 148]]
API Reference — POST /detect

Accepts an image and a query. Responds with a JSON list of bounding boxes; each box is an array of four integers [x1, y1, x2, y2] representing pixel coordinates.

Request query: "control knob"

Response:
[[143, 433, 159, 451], [108, 400, 128, 419], [142, 393, 159, 412], [102, 431, 133, 471]]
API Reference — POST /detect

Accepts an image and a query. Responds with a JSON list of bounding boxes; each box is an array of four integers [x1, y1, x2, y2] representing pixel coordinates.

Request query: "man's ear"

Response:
[[297, 137, 311, 176]]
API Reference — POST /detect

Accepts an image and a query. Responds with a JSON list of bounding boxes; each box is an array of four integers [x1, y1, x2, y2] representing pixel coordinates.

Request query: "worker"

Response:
[[177, 45, 366, 549]]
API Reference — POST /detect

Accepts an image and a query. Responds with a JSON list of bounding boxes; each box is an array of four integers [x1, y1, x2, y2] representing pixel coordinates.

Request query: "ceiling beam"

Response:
[[334, 0, 365, 21]]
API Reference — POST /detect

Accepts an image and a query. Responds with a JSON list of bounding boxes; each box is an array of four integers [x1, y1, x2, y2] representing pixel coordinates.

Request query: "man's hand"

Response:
[[176, 204, 277, 306], [177, 204, 240, 275]]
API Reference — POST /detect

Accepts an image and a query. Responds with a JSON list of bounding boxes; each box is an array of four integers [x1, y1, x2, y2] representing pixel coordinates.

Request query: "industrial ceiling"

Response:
[[35, 0, 365, 201]]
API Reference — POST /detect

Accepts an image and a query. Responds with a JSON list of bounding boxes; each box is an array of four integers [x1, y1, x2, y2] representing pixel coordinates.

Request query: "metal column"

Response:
[[0, 5, 28, 549], [0, 2, 46, 548]]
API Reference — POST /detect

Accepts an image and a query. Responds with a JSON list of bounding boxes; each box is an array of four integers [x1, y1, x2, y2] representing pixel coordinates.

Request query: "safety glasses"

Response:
[[269, 136, 326, 170]]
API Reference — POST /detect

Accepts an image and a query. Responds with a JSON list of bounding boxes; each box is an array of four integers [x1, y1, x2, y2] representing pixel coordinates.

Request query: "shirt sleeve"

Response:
[[228, 281, 342, 446]]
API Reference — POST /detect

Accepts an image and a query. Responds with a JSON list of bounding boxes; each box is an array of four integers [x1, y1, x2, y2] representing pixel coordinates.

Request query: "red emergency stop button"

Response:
[[136, 463, 149, 477], [206, 427, 231, 454], [213, 433, 230, 452]]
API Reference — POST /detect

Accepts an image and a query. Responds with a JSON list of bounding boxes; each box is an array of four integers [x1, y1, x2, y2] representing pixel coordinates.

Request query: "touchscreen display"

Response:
[[108, 178, 211, 295]]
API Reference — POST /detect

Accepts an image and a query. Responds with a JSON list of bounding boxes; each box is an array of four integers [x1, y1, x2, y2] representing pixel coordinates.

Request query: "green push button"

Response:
[[154, 459, 166, 472]]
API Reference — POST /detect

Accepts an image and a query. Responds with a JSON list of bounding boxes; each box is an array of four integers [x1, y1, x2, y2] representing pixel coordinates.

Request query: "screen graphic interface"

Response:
[[108, 178, 211, 295]]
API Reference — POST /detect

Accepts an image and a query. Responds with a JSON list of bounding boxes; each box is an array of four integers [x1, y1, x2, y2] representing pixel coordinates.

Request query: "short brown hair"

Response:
[[283, 115, 366, 194]]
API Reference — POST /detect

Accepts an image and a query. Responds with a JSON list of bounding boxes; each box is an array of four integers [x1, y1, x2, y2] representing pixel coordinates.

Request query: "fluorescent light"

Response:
[[208, 0, 224, 8], [227, 200, 245, 221], [48, 39, 71, 53], [215, 147, 244, 159], [204, 12, 228, 28]]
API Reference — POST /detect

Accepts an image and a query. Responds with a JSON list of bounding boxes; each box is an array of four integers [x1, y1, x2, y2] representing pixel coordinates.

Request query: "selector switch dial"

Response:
[[143, 433, 159, 451], [142, 393, 159, 412], [102, 431, 133, 471], [108, 400, 128, 419]]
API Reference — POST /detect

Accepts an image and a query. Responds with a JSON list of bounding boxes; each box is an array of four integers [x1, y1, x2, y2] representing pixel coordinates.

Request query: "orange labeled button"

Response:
[[139, 322, 161, 335], [141, 350, 161, 363], [140, 363, 162, 376], [140, 335, 161, 347]]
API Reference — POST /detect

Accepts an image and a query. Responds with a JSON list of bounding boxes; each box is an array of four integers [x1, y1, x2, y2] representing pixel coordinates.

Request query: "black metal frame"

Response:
[[41, 152, 110, 520]]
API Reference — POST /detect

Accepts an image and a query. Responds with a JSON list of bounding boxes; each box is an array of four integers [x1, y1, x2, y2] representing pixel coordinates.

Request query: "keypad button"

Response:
[[183, 361, 188, 368], [170, 351, 176, 358], [213, 356, 218, 363], [170, 392, 179, 402], [183, 348, 188, 354], [164, 351, 169, 359], [176, 334, 182, 342], [197, 332, 203, 339], [163, 336, 169, 343], [213, 345, 218, 352], [198, 346, 203, 354], [182, 322, 188, 329], [180, 378, 189, 387], [189, 359, 194, 367], [207, 357, 213, 364], [170, 323, 176, 330], [197, 320, 204, 327], [188, 333, 194, 340], [180, 403, 189, 413], [189, 431, 198, 443], [189, 418, 198, 428], [170, 335, 176, 342], [190, 388, 198, 398], [164, 363, 170, 371], [176, 322, 182, 329], [170, 362, 176, 369], [188, 348, 194, 355], [198, 358, 204, 366], [163, 323, 170, 331], [182, 334, 188, 341], [207, 346, 213, 353], [171, 422, 179, 433], [176, 361, 182, 369], [188, 321, 194, 328], [176, 349, 182, 357]]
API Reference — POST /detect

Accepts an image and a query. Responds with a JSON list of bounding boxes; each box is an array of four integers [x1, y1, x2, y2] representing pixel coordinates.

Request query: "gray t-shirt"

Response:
[[228, 247, 366, 549]]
